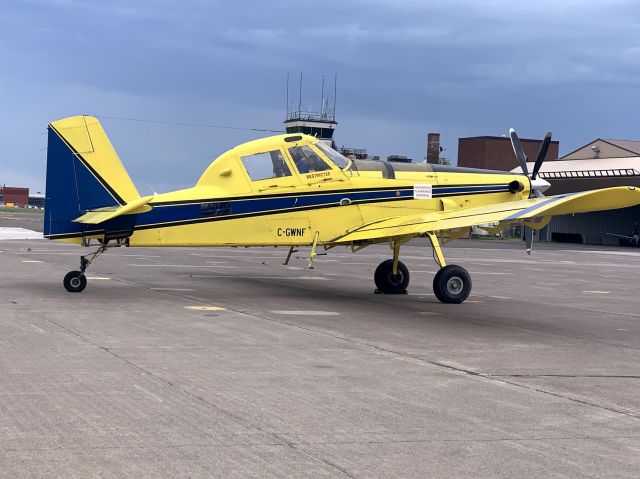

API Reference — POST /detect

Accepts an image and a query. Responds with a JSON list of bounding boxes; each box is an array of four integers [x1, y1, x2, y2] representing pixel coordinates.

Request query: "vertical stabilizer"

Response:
[[44, 115, 140, 239]]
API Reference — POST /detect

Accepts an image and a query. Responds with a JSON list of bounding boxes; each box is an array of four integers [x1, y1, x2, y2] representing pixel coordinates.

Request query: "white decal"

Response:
[[413, 184, 433, 199]]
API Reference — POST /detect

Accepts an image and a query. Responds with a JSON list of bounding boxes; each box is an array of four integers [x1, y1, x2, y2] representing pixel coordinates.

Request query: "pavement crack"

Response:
[[41, 317, 358, 479], [222, 310, 640, 422]]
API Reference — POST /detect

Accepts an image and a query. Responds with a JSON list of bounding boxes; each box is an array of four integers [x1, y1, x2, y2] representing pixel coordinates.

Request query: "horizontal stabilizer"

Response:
[[73, 195, 154, 224]]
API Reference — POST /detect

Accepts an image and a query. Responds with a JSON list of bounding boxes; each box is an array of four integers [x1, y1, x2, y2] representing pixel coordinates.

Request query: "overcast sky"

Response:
[[1, 0, 639, 193]]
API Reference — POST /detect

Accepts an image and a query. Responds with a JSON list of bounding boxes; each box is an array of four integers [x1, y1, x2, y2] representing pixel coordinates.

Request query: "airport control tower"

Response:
[[284, 73, 337, 146]]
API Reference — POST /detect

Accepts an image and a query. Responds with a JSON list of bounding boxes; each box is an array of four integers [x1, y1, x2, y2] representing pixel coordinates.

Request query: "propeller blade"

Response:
[[531, 131, 552, 180], [509, 128, 528, 176], [524, 226, 534, 255]]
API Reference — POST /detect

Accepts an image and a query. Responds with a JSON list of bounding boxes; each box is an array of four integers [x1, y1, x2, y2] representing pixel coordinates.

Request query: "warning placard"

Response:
[[413, 184, 433, 199]]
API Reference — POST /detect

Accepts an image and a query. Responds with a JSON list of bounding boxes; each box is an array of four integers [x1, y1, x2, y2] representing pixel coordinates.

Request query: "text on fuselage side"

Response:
[[277, 227, 307, 237], [305, 171, 331, 180]]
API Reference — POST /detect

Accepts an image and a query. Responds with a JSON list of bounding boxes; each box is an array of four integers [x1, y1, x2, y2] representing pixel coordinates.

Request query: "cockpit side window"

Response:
[[289, 146, 332, 174], [241, 150, 292, 181]]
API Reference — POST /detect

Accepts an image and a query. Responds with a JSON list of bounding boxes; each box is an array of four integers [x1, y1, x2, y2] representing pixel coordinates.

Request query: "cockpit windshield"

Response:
[[314, 142, 351, 169]]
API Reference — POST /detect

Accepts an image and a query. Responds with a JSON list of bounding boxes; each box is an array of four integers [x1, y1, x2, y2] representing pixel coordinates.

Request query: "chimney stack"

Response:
[[426, 132, 440, 164]]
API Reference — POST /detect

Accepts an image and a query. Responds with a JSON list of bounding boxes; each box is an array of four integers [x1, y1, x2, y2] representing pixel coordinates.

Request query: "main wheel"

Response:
[[63, 270, 87, 293], [433, 265, 471, 304], [374, 259, 410, 294]]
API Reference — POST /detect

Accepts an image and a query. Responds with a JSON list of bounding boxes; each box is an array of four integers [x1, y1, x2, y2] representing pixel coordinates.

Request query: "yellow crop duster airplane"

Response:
[[45, 115, 640, 303]]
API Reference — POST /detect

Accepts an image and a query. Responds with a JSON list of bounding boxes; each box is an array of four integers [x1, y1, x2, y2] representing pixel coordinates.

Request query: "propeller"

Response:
[[509, 129, 553, 254], [531, 132, 552, 180]]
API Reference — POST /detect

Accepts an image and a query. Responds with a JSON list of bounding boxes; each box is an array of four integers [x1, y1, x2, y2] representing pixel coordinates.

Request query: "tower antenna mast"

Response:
[[333, 73, 337, 118], [286, 72, 290, 115], [298, 70, 303, 113], [320, 75, 325, 117]]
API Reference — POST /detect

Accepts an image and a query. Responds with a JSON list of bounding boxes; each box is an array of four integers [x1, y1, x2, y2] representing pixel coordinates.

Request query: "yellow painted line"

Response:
[[184, 306, 226, 311]]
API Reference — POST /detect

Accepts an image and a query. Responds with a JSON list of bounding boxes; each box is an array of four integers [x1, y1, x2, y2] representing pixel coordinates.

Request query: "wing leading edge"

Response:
[[331, 186, 640, 243]]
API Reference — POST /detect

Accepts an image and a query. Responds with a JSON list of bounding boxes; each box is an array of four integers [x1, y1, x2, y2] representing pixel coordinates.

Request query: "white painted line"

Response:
[[134, 384, 163, 402], [86, 276, 111, 280], [474, 272, 510, 275], [18, 249, 53, 252], [188, 255, 283, 259], [566, 250, 640, 257], [616, 328, 628, 331], [205, 261, 229, 264], [524, 267, 543, 271], [127, 264, 238, 268], [21, 260, 43, 263], [152, 288, 196, 292], [417, 311, 443, 316], [183, 275, 327, 280], [582, 290, 610, 294], [16, 252, 75, 255], [185, 305, 225, 311], [30, 324, 46, 334], [271, 310, 340, 316], [488, 295, 512, 300]]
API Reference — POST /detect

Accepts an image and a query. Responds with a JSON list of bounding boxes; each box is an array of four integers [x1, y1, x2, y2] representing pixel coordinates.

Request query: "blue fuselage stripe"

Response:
[[134, 184, 510, 229]]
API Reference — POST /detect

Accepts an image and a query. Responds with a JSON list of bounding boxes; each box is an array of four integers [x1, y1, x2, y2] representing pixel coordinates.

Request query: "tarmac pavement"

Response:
[[1, 231, 640, 478]]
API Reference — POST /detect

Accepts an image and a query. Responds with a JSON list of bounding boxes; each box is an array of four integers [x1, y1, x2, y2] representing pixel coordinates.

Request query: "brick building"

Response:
[[0, 186, 29, 206], [458, 136, 559, 171]]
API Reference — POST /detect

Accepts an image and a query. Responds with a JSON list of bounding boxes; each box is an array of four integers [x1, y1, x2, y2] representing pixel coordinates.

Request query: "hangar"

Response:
[[513, 138, 640, 245]]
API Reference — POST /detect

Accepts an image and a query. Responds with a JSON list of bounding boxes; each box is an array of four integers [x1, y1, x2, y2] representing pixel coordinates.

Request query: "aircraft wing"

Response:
[[331, 186, 640, 243], [73, 195, 154, 224]]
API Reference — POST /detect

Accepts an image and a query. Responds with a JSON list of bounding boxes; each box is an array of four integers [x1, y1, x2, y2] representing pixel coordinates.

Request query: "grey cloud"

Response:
[[1, 0, 639, 191]]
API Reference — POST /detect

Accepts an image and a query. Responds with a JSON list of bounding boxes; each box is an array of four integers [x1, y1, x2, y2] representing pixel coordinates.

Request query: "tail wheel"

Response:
[[433, 265, 471, 304], [63, 270, 87, 293], [374, 259, 410, 294]]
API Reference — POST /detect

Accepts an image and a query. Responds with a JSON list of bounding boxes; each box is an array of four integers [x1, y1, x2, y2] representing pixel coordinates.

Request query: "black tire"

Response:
[[433, 265, 471, 304], [63, 270, 87, 293], [374, 259, 410, 294]]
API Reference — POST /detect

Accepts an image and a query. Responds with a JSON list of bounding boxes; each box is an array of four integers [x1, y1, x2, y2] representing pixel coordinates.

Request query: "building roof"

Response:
[[511, 156, 640, 179], [605, 139, 640, 155], [561, 138, 640, 159]]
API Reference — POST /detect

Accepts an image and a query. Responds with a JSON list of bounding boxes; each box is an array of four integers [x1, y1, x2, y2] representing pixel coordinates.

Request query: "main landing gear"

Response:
[[373, 233, 472, 304], [63, 242, 111, 293]]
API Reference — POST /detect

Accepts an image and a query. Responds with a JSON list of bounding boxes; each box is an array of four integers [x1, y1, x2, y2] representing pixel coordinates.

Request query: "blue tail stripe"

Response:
[[44, 128, 119, 236]]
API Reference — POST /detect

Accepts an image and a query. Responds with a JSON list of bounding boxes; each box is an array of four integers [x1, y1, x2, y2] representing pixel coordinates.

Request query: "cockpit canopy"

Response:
[[196, 134, 351, 190]]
